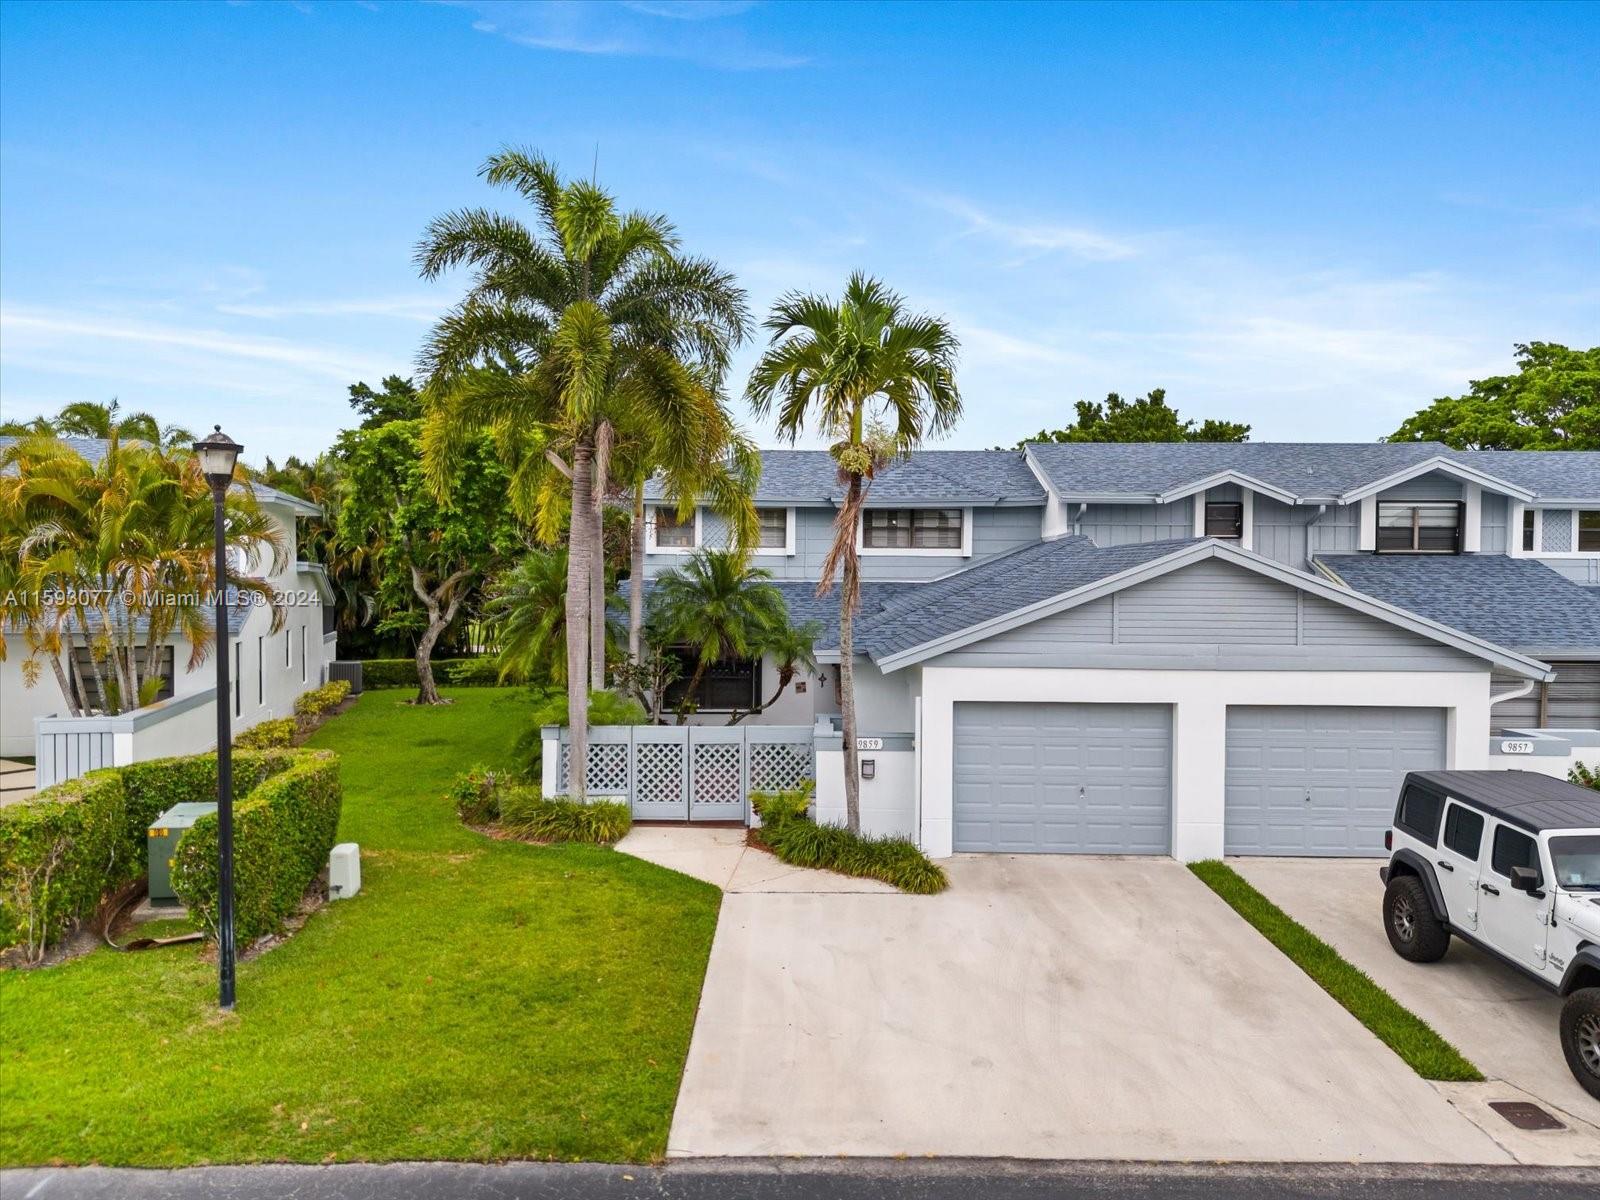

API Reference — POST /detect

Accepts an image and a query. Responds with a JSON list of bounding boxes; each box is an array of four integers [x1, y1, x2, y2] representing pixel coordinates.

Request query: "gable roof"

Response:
[[0, 434, 322, 517], [849, 536, 1555, 679], [1452, 450, 1600, 504], [644, 449, 1045, 507], [1314, 553, 1600, 658]]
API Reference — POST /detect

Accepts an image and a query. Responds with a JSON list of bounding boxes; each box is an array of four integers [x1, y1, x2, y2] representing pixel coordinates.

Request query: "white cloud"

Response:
[[916, 192, 1142, 263], [215, 295, 444, 322]]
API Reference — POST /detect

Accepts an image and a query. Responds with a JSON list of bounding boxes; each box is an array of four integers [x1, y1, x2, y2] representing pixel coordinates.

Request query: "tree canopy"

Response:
[[1018, 389, 1249, 445], [348, 375, 424, 429], [1387, 342, 1599, 450]]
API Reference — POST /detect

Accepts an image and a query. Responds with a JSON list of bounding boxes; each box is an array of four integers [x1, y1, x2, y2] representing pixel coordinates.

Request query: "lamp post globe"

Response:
[[194, 424, 243, 1010]]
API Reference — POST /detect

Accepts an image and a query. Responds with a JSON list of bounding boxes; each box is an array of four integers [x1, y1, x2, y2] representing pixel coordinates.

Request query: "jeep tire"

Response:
[[1560, 988, 1600, 1101], [1383, 874, 1449, 963]]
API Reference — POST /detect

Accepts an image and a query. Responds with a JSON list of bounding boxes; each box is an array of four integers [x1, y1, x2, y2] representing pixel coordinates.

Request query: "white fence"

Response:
[[543, 724, 816, 822], [34, 689, 218, 790]]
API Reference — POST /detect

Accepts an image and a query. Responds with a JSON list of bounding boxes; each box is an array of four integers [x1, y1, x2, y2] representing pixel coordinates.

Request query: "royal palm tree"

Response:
[[746, 274, 961, 832], [415, 148, 750, 797]]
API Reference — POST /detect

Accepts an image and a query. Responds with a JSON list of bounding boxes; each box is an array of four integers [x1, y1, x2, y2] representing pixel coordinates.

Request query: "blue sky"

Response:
[[1, 0, 1596, 464]]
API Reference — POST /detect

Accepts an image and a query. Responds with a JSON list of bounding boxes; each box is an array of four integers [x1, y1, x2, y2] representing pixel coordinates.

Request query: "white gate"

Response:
[[554, 724, 815, 822]]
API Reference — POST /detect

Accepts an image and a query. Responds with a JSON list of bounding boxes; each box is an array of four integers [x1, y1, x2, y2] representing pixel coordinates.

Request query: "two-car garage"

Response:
[[951, 701, 1446, 858]]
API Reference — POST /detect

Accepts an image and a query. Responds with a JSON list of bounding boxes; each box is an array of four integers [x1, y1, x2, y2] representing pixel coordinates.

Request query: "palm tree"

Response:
[[727, 616, 822, 726], [415, 148, 750, 797], [52, 399, 193, 448], [649, 550, 787, 720], [746, 274, 961, 832], [484, 547, 576, 685]]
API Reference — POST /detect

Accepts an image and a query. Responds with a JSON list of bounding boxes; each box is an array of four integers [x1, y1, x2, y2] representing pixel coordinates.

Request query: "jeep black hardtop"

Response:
[[1402, 769, 1600, 835]]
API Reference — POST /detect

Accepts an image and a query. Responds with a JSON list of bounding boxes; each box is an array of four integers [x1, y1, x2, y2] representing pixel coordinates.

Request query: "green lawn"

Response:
[[1188, 860, 1481, 1082], [0, 688, 721, 1166]]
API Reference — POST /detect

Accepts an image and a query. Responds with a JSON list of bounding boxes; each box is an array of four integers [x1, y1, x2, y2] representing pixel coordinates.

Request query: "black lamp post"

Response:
[[194, 425, 243, 1010]]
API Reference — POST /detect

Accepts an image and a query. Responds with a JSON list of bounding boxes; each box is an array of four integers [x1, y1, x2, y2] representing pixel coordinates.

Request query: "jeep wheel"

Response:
[[1560, 989, 1600, 1101], [1383, 875, 1449, 962]]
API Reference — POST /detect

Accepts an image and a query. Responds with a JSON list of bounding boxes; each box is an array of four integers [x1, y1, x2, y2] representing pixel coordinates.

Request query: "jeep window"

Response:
[[1442, 803, 1485, 860], [1550, 834, 1600, 889], [1490, 825, 1540, 882], [1396, 785, 1444, 846]]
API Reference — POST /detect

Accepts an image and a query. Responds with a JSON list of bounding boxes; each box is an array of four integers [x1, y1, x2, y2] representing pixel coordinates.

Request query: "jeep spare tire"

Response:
[[1560, 988, 1600, 1101], [1383, 874, 1450, 962]]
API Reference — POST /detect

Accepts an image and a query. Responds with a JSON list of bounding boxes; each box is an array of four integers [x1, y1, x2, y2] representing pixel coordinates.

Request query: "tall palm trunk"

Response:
[[46, 644, 79, 716], [590, 494, 606, 691], [838, 472, 863, 834], [74, 606, 111, 714], [565, 444, 594, 799], [628, 483, 645, 664]]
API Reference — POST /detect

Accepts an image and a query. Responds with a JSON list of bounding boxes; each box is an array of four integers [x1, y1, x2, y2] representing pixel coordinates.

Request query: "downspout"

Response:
[[1490, 679, 1537, 708], [1074, 503, 1087, 538], [1302, 503, 1328, 568]]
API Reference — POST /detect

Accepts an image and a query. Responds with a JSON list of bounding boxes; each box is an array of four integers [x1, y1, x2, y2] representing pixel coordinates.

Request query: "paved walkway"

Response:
[[615, 825, 896, 893], [0, 758, 36, 806], [667, 854, 1515, 1163], [1233, 856, 1600, 1146]]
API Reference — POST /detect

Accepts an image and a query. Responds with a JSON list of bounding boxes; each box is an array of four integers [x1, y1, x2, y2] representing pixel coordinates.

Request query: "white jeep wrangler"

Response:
[[1380, 769, 1600, 1099]]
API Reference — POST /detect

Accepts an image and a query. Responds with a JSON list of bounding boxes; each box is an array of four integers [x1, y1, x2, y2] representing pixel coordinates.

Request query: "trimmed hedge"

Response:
[[293, 678, 350, 719], [172, 751, 342, 942], [236, 717, 296, 750], [0, 748, 325, 954], [750, 785, 948, 895], [360, 656, 503, 689]]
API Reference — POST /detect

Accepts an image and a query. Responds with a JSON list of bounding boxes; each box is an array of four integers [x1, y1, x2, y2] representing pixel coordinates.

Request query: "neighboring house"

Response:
[[639, 442, 1600, 861], [1, 436, 338, 764]]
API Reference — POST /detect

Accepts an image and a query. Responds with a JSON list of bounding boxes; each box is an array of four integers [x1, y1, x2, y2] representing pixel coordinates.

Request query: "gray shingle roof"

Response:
[[1316, 553, 1600, 654], [849, 535, 1203, 660], [1452, 451, 1600, 501], [645, 449, 1045, 507]]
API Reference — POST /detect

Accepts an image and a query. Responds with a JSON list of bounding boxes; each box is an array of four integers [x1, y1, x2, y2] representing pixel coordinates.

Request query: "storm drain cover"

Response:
[[1488, 1100, 1566, 1131]]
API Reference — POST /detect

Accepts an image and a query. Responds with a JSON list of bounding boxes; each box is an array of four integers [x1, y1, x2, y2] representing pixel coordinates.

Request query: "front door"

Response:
[[1476, 821, 1550, 971], [1435, 799, 1484, 931]]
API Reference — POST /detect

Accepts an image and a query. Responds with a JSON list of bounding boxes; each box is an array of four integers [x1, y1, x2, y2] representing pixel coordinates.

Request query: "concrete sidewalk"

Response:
[[667, 855, 1511, 1163], [615, 825, 896, 893]]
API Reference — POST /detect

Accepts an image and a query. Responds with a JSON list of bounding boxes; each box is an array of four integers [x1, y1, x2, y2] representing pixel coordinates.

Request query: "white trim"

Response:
[[1240, 489, 1255, 552], [644, 504, 701, 555], [1462, 483, 1481, 553], [1024, 447, 1072, 539], [856, 506, 973, 557], [1359, 496, 1377, 551], [915, 667, 1491, 861], [1338, 455, 1534, 504], [749, 506, 796, 558], [1510, 501, 1531, 558], [1156, 470, 1298, 507], [1192, 490, 1206, 538], [872, 540, 1553, 680]]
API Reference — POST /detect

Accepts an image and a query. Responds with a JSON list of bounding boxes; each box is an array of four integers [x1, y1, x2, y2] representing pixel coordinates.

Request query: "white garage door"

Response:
[[1224, 706, 1447, 857], [953, 702, 1172, 854]]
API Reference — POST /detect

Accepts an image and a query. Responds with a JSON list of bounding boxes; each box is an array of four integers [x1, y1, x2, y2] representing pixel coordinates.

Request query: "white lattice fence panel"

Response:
[[748, 741, 813, 793], [557, 742, 630, 793], [690, 742, 743, 816], [635, 742, 687, 809]]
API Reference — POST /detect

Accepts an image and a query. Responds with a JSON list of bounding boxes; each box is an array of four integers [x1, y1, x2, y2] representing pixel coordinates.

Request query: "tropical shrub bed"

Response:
[[293, 678, 351, 720], [0, 748, 338, 957], [172, 751, 343, 941], [446, 767, 631, 845], [750, 786, 948, 894]]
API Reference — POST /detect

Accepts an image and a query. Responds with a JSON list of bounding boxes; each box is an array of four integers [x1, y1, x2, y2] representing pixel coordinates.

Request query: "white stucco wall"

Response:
[[813, 743, 918, 838], [914, 666, 1494, 862]]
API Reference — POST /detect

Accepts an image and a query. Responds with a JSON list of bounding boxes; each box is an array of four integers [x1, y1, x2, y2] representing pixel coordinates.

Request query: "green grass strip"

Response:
[[1189, 860, 1482, 1082]]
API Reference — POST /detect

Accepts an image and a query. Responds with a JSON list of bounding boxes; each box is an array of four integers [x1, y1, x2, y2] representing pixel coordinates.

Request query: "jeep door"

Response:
[[1477, 821, 1549, 971], [1435, 799, 1485, 931]]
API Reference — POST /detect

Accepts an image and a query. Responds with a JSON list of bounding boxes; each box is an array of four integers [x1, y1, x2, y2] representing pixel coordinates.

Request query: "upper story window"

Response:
[[1580, 510, 1600, 552], [755, 507, 788, 550], [1522, 508, 1536, 552], [1377, 502, 1462, 554], [1204, 501, 1244, 539], [862, 508, 964, 551], [653, 508, 696, 549]]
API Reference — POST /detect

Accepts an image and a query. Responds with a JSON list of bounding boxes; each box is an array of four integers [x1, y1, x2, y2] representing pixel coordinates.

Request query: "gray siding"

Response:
[[1536, 555, 1600, 587], [1378, 470, 1464, 502], [1480, 492, 1509, 554], [1490, 670, 1541, 730], [1251, 495, 1315, 569], [1495, 663, 1600, 730], [643, 503, 1043, 582], [1077, 498, 1192, 546], [928, 557, 1483, 672], [1542, 509, 1574, 553]]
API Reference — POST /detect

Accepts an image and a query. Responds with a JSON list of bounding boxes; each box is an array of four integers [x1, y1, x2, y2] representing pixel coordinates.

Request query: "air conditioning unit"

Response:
[[329, 842, 361, 900], [147, 802, 217, 905]]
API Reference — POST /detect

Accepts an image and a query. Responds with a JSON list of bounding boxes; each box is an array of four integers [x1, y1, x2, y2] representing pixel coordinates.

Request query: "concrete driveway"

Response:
[[668, 855, 1508, 1162], [1233, 857, 1600, 1128]]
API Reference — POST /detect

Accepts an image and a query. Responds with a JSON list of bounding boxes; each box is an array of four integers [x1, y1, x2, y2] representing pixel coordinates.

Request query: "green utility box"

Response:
[[147, 802, 217, 905]]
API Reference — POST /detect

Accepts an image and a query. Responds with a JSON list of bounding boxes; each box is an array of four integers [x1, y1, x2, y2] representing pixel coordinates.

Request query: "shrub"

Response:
[[293, 678, 350, 719], [499, 788, 631, 845], [236, 717, 296, 750], [171, 751, 342, 942], [514, 688, 648, 780], [1572, 762, 1599, 792], [0, 748, 306, 954], [359, 657, 475, 689], [442, 657, 505, 687], [749, 785, 947, 895], [449, 766, 507, 826]]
